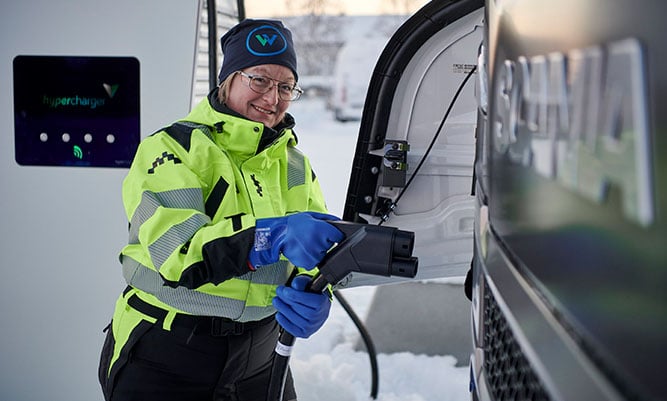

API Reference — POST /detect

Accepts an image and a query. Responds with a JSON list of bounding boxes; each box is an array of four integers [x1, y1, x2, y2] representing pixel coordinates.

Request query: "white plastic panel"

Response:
[[0, 2, 205, 400], [341, 8, 484, 287]]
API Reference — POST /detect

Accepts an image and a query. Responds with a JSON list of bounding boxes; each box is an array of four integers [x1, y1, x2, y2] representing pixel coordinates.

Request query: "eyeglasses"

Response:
[[236, 71, 303, 101]]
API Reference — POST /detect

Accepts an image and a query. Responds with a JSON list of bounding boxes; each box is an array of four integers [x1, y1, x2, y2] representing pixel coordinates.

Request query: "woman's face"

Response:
[[225, 64, 295, 128]]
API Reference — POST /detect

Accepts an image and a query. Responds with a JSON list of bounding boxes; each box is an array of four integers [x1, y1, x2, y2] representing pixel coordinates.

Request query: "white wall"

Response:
[[1, 1, 201, 399]]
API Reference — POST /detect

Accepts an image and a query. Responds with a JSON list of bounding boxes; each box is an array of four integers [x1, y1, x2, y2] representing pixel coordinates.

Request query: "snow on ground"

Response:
[[285, 96, 470, 401]]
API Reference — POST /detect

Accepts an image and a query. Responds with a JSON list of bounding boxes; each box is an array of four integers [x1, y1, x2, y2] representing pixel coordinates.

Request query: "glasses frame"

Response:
[[236, 71, 303, 101]]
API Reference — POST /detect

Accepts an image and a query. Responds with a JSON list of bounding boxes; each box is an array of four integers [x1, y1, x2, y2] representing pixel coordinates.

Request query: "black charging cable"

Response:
[[346, 65, 477, 398], [333, 290, 380, 398], [379, 65, 477, 225]]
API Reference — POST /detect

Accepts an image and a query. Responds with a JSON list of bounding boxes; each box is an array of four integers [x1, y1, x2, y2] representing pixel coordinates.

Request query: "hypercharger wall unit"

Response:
[[13, 55, 140, 167], [0, 1, 242, 400]]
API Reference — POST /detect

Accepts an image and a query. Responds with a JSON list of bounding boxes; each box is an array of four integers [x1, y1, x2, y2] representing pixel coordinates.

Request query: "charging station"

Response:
[[0, 2, 239, 399]]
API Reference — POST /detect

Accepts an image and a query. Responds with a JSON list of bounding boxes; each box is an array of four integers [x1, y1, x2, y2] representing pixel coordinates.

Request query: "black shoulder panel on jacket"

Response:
[[163, 123, 194, 152], [173, 227, 255, 289]]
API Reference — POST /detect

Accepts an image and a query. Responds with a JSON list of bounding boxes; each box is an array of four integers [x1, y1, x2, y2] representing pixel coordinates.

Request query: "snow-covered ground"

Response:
[[286, 96, 471, 401]]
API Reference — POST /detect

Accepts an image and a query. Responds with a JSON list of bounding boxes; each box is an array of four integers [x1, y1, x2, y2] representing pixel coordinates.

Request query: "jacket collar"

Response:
[[183, 89, 297, 160]]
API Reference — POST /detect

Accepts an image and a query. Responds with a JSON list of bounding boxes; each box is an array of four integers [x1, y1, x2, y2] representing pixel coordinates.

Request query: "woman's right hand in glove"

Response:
[[248, 212, 344, 270]]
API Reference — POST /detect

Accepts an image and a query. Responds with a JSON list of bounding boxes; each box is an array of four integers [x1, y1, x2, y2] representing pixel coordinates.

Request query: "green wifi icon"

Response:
[[73, 145, 83, 159]]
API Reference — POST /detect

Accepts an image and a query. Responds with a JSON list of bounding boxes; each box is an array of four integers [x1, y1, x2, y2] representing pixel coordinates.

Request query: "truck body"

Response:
[[341, 0, 667, 399]]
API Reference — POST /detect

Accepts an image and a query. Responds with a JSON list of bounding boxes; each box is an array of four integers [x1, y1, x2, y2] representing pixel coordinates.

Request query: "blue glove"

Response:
[[248, 211, 344, 270], [273, 275, 331, 338]]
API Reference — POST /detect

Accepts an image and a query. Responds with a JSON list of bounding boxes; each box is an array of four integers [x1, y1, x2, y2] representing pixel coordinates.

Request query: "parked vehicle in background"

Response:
[[331, 37, 388, 122], [295, 74, 333, 99]]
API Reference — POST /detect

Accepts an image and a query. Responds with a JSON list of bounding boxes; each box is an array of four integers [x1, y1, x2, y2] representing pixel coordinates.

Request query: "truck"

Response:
[[340, 0, 666, 400]]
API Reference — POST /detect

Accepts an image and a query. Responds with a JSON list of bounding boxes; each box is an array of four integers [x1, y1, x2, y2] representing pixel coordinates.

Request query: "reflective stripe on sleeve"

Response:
[[286, 147, 306, 189], [129, 188, 206, 244], [148, 213, 210, 270]]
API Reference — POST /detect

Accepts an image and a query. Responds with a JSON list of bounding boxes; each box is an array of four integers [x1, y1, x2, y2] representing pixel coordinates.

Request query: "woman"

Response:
[[98, 19, 343, 401]]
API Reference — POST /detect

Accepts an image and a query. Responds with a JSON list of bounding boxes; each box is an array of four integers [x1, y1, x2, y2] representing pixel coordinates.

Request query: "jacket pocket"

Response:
[[98, 319, 153, 400]]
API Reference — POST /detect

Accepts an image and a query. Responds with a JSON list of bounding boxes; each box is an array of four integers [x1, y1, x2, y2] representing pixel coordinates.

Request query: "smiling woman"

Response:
[[224, 64, 295, 128], [98, 18, 345, 401]]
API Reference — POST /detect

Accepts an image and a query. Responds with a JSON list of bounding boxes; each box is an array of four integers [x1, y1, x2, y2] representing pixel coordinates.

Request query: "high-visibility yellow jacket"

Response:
[[119, 91, 329, 322]]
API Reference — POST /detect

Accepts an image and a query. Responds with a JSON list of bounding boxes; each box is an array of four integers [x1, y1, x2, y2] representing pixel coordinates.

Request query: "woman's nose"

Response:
[[262, 84, 280, 104]]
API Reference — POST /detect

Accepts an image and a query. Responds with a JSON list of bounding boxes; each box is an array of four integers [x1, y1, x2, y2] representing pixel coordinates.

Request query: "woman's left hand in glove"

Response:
[[273, 275, 331, 338]]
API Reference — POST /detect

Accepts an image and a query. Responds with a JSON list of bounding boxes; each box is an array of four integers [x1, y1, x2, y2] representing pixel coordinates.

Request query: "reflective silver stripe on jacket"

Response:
[[129, 188, 210, 270], [287, 147, 306, 189], [129, 188, 207, 244], [122, 255, 288, 321], [149, 213, 210, 270]]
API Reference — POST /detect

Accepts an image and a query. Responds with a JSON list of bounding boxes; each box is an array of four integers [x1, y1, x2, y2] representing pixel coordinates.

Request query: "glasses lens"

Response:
[[243, 72, 301, 101], [277, 84, 293, 99], [249, 76, 271, 92], [289, 88, 302, 101]]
